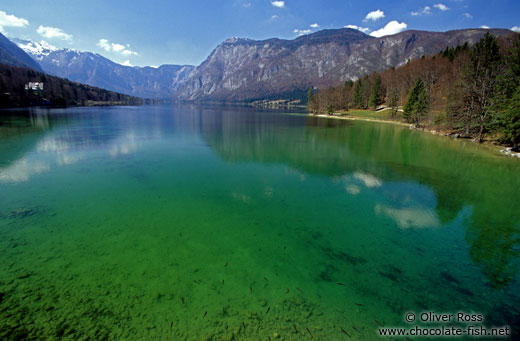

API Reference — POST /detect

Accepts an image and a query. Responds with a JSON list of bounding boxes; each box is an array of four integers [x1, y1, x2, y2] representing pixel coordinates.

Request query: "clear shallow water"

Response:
[[0, 105, 519, 340]]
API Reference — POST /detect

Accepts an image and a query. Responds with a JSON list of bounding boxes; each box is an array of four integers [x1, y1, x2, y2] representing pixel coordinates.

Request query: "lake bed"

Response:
[[1, 105, 519, 339]]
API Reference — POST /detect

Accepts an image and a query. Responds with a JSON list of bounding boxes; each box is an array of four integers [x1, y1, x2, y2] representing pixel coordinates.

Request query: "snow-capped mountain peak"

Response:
[[13, 38, 58, 60]]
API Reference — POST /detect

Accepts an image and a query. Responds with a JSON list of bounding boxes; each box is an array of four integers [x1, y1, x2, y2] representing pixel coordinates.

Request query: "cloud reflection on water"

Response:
[[0, 158, 50, 183], [0, 129, 141, 183], [375, 204, 440, 228]]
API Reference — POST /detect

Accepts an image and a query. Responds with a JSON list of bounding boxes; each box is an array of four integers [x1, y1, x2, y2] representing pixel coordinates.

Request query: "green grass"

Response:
[[337, 109, 403, 121]]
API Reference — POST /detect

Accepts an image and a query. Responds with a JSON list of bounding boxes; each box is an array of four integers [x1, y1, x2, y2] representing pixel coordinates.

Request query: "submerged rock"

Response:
[[7, 207, 40, 219]]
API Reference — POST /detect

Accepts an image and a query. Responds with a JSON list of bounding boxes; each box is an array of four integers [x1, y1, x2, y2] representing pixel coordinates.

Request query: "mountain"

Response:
[[15, 43, 194, 98], [0, 33, 43, 72], [0, 62, 141, 108], [10, 38, 58, 61], [9, 28, 514, 102], [171, 28, 514, 102]]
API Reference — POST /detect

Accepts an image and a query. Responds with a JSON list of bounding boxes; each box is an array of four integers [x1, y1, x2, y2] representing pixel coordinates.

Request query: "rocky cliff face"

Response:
[[172, 28, 513, 101]]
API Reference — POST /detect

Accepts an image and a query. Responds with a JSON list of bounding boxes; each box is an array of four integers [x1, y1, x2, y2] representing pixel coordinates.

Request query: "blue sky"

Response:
[[0, 0, 519, 67]]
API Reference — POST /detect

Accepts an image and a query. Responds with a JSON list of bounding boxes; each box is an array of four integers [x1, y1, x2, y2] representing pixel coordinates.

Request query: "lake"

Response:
[[0, 105, 519, 339]]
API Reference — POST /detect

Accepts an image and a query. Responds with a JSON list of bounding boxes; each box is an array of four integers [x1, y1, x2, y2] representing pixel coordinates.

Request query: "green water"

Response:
[[0, 105, 519, 340]]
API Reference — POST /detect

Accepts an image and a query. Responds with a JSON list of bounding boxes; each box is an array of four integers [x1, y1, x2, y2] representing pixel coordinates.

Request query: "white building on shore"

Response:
[[25, 82, 44, 91]]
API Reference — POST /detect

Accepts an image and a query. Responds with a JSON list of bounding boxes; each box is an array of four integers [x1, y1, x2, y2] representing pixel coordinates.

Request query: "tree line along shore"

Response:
[[0, 63, 143, 109], [307, 33, 520, 149]]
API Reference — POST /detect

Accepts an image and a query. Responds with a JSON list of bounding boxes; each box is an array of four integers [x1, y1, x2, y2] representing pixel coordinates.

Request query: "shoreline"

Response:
[[311, 113, 520, 160]]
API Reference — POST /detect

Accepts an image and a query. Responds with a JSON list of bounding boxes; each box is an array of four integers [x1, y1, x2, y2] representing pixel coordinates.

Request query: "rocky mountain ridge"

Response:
[[23, 48, 194, 98], [171, 28, 513, 101]]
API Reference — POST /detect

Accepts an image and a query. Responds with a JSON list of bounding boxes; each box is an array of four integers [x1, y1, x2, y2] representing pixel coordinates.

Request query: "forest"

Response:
[[0, 63, 142, 108], [308, 33, 520, 147]]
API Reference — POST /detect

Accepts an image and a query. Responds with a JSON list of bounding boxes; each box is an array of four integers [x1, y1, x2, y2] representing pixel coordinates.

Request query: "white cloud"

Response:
[[370, 20, 408, 37], [411, 6, 431, 16], [97, 39, 110, 51], [242, 2, 251, 8], [364, 10, 385, 22], [271, 1, 285, 8], [121, 60, 133, 67], [271, 15, 279, 20], [433, 4, 449, 11], [122, 49, 138, 56], [0, 10, 29, 32], [464, 13, 473, 19], [37, 25, 72, 41], [512, 26, 520, 33], [344, 24, 370, 33], [310, 23, 319, 28], [111, 43, 125, 52], [480, 25, 490, 29], [97, 38, 138, 56], [293, 28, 311, 36]]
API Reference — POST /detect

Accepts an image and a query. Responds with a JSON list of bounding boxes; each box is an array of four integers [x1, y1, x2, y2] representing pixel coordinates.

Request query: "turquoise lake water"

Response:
[[0, 105, 519, 340]]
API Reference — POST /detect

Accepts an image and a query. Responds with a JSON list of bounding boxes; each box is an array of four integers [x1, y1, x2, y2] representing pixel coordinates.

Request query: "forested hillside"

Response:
[[0, 63, 142, 108]]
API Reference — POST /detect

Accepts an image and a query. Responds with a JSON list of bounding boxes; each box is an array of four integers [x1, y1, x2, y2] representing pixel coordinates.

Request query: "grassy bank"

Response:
[[314, 109, 409, 126]]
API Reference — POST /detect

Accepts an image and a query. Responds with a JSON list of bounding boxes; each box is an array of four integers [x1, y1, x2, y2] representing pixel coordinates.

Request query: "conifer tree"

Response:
[[352, 80, 365, 109], [368, 76, 383, 109], [388, 88, 400, 118], [327, 104, 334, 115], [404, 78, 429, 125], [307, 87, 313, 104], [344, 79, 354, 88], [494, 34, 520, 145], [502, 86, 520, 146]]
